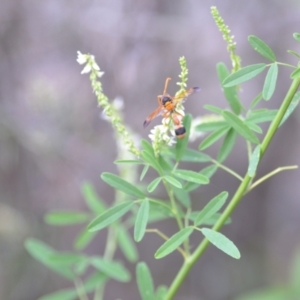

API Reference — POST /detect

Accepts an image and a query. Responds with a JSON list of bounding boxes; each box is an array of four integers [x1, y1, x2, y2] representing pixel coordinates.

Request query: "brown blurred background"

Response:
[[1, 0, 300, 299]]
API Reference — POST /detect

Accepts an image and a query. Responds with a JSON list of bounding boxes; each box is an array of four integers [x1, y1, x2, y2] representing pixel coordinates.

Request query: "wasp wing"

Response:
[[173, 87, 200, 105], [143, 106, 164, 128]]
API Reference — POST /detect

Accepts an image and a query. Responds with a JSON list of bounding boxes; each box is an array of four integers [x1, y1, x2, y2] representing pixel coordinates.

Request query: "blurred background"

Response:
[[1, 0, 300, 299]]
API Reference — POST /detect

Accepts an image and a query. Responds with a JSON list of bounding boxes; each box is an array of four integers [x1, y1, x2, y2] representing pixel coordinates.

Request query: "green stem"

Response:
[[164, 77, 300, 300], [211, 159, 243, 181], [247, 165, 298, 193]]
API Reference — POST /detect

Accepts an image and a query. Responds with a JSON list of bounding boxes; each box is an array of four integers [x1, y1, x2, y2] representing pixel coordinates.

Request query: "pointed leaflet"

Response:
[[248, 35, 276, 61], [263, 63, 278, 100], [44, 212, 89, 226], [194, 191, 228, 226], [280, 91, 300, 126], [173, 169, 209, 184], [81, 182, 106, 214], [217, 129, 238, 163], [245, 122, 263, 134], [90, 257, 131, 282], [155, 227, 194, 259], [37, 289, 77, 300], [87, 202, 134, 232], [201, 228, 240, 259], [199, 126, 230, 151], [196, 120, 228, 132], [140, 164, 149, 181], [163, 175, 182, 189], [223, 64, 267, 87], [217, 62, 242, 114], [136, 262, 155, 300], [204, 104, 223, 114], [141, 150, 164, 174], [222, 110, 260, 144], [288, 50, 300, 59], [117, 227, 139, 262], [147, 177, 162, 193], [175, 114, 192, 161], [24, 238, 74, 280], [246, 109, 277, 124], [247, 145, 261, 177], [101, 172, 145, 198], [134, 199, 150, 242], [290, 67, 300, 79], [74, 228, 96, 250], [293, 32, 300, 42]]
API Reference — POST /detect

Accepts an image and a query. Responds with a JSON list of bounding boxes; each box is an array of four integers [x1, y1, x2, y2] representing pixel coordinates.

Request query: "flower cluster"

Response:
[[211, 6, 241, 72], [77, 51, 140, 157]]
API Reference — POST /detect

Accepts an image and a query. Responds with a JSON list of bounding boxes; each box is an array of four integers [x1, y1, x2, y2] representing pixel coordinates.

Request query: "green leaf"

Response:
[[293, 32, 300, 42], [194, 191, 228, 226], [201, 228, 240, 259], [141, 150, 163, 174], [263, 63, 278, 100], [101, 172, 145, 199], [222, 110, 260, 144], [246, 109, 277, 124], [173, 170, 209, 184], [173, 186, 191, 208], [90, 257, 131, 282], [217, 128, 238, 162], [196, 120, 228, 132], [175, 114, 192, 161], [44, 212, 89, 226], [223, 64, 267, 87], [81, 182, 106, 214], [83, 272, 107, 292], [234, 287, 292, 300], [189, 212, 231, 225], [179, 148, 211, 162], [24, 238, 74, 280], [199, 126, 230, 151], [147, 177, 162, 193], [217, 62, 242, 114], [185, 165, 218, 192], [87, 202, 134, 232], [141, 139, 154, 154], [163, 175, 182, 188], [114, 159, 143, 164], [156, 286, 168, 300], [203, 104, 223, 114], [117, 227, 139, 262], [48, 253, 85, 266], [287, 50, 300, 59], [140, 164, 150, 181], [290, 67, 300, 79], [250, 92, 263, 109], [245, 122, 263, 134], [248, 35, 276, 61], [136, 262, 155, 300], [74, 228, 96, 250], [155, 227, 194, 259], [134, 199, 149, 242], [247, 145, 261, 177], [280, 91, 300, 126], [37, 289, 77, 300]]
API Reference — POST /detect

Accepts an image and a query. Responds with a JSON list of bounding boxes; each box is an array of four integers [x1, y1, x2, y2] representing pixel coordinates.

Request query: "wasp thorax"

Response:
[[162, 96, 172, 105]]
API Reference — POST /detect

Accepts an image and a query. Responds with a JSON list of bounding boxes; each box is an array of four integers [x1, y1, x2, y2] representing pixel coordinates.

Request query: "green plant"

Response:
[[25, 7, 300, 300]]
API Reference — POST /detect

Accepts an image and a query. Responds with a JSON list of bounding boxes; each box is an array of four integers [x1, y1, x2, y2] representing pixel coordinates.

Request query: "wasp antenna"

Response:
[[163, 77, 172, 94]]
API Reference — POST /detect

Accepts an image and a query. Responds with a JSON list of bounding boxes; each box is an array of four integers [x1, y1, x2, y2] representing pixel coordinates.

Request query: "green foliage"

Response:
[[25, 11, 300, 300]]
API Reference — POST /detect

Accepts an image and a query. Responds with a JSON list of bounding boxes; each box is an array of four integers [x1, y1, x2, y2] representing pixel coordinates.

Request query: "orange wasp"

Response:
[[143, 77, 200, 139]]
